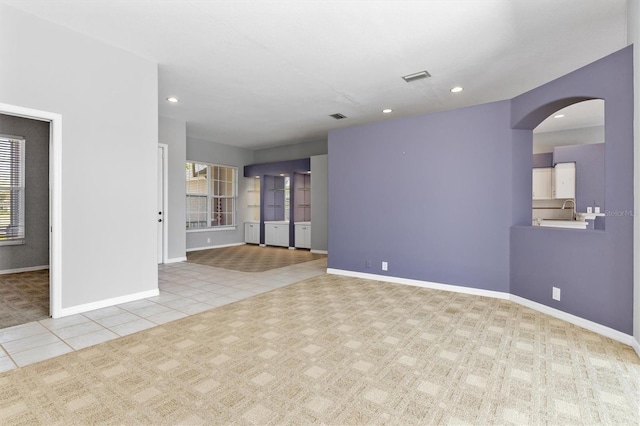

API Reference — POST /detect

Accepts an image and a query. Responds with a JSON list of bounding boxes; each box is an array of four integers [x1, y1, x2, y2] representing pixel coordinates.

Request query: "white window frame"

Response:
[[0, 134, 26, 246], [186, 161, 238, 231]]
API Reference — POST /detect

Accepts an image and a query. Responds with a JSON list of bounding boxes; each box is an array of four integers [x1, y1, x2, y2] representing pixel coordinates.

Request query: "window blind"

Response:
[[0, 136, 25, 244]]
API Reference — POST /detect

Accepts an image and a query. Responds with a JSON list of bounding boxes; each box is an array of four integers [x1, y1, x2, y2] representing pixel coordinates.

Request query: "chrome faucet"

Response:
[[561, 199, 576, 220]]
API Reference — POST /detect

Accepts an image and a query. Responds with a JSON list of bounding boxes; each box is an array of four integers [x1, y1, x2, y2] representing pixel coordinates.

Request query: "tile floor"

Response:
[[0, 258, 327, 372]]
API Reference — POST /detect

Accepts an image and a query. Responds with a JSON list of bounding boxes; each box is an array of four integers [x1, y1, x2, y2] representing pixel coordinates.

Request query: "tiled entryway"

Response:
[[0, 257, 327, 372]]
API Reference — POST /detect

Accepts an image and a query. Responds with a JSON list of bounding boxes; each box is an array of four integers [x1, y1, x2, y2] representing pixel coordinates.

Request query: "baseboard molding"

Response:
[[632, 338, 640, 358], [311, 249, 328, 255], [186, 242, 245, 252], [327, 268, 636, 350], [165, 257, 187, 264], [510, 295, 636, 348], [0, 265, 49, 275], [57, 288, 160, 318], [326, 268, 510, 300]]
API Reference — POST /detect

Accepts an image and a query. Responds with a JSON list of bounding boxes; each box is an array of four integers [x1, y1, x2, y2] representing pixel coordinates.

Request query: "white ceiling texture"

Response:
[[2, 0, 629, 149]]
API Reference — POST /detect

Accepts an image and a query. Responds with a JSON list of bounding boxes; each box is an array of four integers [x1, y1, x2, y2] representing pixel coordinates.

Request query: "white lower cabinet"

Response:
[[265, 222, 289, 247], [244, 222, 260, 244], [294, 223, 311, 249]]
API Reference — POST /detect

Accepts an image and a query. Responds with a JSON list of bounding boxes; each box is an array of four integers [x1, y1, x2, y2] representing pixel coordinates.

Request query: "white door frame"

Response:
[[0, 102, 62, 318], [158, 143, 168, 264]]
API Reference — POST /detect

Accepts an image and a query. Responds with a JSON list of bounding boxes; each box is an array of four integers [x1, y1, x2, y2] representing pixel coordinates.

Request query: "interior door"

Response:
[[157, 145, 165, 263]]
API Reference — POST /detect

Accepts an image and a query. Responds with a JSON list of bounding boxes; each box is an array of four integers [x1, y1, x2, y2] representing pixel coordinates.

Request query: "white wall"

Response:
[[0, 4, 159, 310], [629, 0, 640, 353], [186, 136, 254, 250], [159, 116, 187, 262]]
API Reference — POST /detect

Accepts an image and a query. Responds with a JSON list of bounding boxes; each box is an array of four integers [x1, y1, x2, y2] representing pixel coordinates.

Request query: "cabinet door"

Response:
[[554, 162, 575, 199], [244, 223, 259, 244], [265, 224, 277, 246], [532, 168, 552, 200], [276, 226, 289, 247], [295, 225, 311, 249]]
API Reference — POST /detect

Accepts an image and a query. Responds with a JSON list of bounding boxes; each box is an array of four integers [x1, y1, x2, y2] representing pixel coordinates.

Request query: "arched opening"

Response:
[[531, 99, 605, 230]]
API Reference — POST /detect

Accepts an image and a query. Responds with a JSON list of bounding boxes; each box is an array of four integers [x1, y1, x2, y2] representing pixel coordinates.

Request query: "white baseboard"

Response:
[[327, 268, 636, 350], [0, 265, 49, 275], [57, 288, 160, 318], [326, 268, 510, 300], [632, 338, 640, 358], [165, 257, 187, 264], [510, 295, 636, 348], [311, 249, 328, 255], [186, 242, 245, 252]]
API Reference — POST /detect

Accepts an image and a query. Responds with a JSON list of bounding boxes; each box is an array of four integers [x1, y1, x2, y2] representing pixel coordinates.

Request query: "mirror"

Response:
[[531, 99, 605, 229]]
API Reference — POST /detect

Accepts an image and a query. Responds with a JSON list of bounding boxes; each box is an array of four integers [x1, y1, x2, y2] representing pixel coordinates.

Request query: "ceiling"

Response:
[[2, 0, 629, 150]]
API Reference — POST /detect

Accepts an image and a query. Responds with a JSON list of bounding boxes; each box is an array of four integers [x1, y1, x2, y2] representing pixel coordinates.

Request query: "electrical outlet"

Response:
[[552, 286, 561, 301], [382, 261, 388, 271], [365, 260, 371, 268], [207, 238, 211, 243]]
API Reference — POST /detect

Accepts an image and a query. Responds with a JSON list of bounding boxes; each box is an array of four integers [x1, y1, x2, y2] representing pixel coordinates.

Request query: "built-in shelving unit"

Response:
[[246, 177, 261, 222], [294, 173, 311, 222]]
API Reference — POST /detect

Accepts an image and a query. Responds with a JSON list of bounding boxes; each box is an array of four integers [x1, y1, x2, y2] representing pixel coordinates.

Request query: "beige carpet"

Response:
[[0, 270, 49, 330], [1, 274, 638, 425], [187, 244, 326, 272]]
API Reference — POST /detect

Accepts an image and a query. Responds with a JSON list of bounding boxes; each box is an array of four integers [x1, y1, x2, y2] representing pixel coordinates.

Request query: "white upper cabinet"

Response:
[[532, 168, 553, 200], [553, 162, 575, 199]]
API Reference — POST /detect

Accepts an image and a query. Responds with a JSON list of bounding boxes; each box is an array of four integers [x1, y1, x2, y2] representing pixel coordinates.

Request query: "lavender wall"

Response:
[[329, 46, 633, 334], [328, 101, 513, 292], [554, 144, 605, 212], [511, 47, 633, 334], [533, 152, 553, 168]]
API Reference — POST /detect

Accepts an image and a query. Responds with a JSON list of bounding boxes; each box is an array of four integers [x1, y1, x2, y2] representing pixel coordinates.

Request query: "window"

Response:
[[186, 162, 237, 229], [0, 135, 25, 245]]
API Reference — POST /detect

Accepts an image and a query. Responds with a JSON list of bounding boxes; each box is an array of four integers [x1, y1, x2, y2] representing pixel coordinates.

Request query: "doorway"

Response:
[[158, 144, 168, 264], [0, 102, 62, 319]]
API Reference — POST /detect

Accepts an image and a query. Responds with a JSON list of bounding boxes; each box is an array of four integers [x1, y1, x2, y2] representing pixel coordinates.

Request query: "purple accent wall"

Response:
[[328, 46, 633, 334], [510, 46, 633, 333], [533, 152, 553, 168], [329, 101, 513, 292]]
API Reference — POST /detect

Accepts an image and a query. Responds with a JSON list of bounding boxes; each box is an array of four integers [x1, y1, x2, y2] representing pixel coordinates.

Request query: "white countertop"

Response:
[[264, 221, 289, 224], [537, 219, 588, 229], [295, 221, 311, 225]]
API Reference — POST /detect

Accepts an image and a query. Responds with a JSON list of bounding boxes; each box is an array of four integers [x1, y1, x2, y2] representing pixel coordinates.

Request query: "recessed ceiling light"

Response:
[[450, 86, 463, 93], [255, 176, 260, 178], [166, 97, 179, 103], [554, 114, 565, 118], [382, 109, 393, 114]]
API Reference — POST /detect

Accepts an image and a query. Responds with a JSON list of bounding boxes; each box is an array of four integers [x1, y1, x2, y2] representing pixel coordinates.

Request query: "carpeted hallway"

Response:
[[0, 274, 637, 425]]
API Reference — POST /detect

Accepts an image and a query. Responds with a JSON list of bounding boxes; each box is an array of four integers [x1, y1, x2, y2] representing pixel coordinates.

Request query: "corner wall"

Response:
[[0, 4, 158, 310]]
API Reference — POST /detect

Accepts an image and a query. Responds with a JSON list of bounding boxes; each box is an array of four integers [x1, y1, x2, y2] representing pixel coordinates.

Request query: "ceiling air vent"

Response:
[[402, 70, 431, 83], [329, 113, 347, 120]]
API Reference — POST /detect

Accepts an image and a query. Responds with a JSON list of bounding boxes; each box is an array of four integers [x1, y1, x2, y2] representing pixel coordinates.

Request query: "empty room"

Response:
[[0, 0, 639, 424]]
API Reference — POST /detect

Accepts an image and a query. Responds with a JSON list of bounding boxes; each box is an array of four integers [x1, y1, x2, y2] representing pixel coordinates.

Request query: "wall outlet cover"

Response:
[[552, 286, 561, 301], [382, 261, 388, 271]]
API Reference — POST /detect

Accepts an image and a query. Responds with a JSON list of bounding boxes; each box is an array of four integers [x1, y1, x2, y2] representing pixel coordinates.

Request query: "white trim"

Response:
[[0, 103, 62, 319], [158, 143, 169, 264], [0, 265, 49, 275], [326, 268, 510, 300], [327, 268, 636, 350], [166, 256, 187, 263], [186, 242, 245, 252], [58, 289, 159, 317], [311, 249, 328, 255], [509, 295, 636, 348], [186, 226, 238, 233]]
